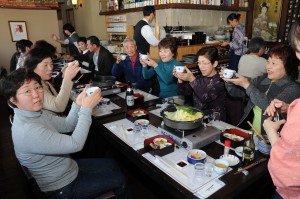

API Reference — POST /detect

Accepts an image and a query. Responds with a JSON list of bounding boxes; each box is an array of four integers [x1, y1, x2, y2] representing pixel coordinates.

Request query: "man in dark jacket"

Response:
[[87, 36, 114, 76]]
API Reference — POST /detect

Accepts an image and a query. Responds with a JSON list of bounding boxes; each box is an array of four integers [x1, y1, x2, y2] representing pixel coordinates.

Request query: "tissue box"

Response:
[[220, 128, 249, 148], [144, 135, 175, 156]]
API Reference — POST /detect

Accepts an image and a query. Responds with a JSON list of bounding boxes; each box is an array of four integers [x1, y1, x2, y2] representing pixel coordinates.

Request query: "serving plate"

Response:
[[219, 154, 240, 166]]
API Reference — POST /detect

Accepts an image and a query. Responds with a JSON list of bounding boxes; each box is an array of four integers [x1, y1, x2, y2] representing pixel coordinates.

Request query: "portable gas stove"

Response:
[[158, 122, 221, 150], [100, 85, 121, 96]]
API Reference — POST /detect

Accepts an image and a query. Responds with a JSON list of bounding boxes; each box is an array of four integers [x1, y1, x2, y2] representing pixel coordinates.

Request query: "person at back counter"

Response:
[[112, 38, 152, 92], [87, 36, 114, 76], [134, 5, 159, 54]]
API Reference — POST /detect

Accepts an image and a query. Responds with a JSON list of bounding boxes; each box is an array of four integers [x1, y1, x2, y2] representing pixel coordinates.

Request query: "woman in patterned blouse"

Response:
[[221, 13, 248, 72], [173, 46, 226, 121]]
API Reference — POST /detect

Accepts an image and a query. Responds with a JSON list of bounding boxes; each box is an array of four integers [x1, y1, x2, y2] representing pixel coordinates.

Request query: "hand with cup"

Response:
[[139, 54, 157, 68], [63, 60, 80, 81], [116, 54, 127, 64], [173, 66, 196, 83], [223, 69, 236, 79], [75, 87, 102, 109], [220, 68, 250, 89]]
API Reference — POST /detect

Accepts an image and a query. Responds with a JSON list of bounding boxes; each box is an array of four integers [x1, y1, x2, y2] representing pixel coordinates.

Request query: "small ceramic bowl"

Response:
[[258, 135, 271, 155], [214, 159, 229, 175], [99, 98, 110, 106], [223, 69, 235, 79], [175, 66, 185, 73], [134, 119, 149, 133], [86, 87, 98, 96], [187, 149, 207, 164], [120, 54, 126, 60], [141, 54, 148, 60]]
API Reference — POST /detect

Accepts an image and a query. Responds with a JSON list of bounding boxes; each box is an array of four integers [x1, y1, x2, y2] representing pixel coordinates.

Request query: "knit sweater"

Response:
[[11, 103, 92, 192]]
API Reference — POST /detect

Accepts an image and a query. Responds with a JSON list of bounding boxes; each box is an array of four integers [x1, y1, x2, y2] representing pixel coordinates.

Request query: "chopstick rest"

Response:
[[237, 167, 249, 176]]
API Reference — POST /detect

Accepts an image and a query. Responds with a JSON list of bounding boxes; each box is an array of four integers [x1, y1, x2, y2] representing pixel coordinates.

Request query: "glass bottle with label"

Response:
[[242, 131, 255, 165], [126, 81, 135, 109]]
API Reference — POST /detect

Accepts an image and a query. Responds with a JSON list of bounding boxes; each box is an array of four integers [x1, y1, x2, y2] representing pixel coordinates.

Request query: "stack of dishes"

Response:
[[182, 54, 196, 64]]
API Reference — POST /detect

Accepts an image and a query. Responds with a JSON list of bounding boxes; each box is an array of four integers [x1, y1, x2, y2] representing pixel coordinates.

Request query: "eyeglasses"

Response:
[[196, 61, 211, 66], [17, 85, 43, 96]]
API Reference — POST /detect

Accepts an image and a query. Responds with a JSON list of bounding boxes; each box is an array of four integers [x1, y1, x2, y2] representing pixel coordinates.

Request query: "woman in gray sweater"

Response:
[[0, 68, 129, 198], [221, 44, 300, 135]]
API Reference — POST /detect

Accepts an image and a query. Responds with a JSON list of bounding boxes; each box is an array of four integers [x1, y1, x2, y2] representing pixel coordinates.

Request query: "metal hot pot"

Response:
[[161, 105, 204, 130], [91, 75, 116, 87]]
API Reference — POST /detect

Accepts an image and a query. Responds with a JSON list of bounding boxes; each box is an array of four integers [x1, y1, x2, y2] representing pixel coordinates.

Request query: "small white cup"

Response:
[[223, 69, 235, 79], [214, 159, 229, 175], [68, 60, 79, 66], [141, 54, 148, 60], [175, 66, 185, 73], [86, 87, 98, 96], [120, 54, 126, 60]]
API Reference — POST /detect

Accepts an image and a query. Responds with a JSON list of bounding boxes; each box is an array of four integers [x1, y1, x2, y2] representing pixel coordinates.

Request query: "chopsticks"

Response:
[[75, 74, 84, 82], [247, 121, 268, 144], [234, 158, 267, 175]]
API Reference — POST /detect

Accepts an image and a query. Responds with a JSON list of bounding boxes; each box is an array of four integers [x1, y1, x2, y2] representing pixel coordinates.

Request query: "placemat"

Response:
[[103, 118, 159, 151], [142, 148, 230, 194]]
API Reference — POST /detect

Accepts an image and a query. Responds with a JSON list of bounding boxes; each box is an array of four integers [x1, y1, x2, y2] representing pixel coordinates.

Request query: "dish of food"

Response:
[[132, 110, 145, 117], [219, 154, 240, 166], [223, 133, 245, 142], [235, 146, 243, 157], [164, 107, 203, 122], [187, 149, 207, 164], [151, 138, 171, 149]]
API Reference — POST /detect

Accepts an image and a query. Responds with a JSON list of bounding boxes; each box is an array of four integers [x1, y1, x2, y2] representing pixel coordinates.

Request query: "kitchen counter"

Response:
[[150, 42, 223, 61]]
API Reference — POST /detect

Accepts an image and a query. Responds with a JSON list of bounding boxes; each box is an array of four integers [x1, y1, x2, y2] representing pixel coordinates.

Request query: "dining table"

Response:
[[86, 93, 274, 199]]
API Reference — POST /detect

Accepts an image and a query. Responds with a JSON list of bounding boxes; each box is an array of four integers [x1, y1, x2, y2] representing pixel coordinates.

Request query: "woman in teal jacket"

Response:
[[141, 37, 182, 98]]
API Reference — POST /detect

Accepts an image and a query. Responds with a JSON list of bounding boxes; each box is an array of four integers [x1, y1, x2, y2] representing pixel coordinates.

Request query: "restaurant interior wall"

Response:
[[72, 0, 106, 41], [0, 8, 61, 72]]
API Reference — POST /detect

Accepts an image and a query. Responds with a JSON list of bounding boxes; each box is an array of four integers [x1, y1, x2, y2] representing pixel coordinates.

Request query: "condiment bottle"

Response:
[[223, 140, 231, 156], [242, 131, 255, 166], [126, 81, 134, 109]]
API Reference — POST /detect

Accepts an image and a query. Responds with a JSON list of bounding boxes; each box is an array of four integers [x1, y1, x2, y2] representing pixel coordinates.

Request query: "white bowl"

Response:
[[141, 54, 148, 60], [219, 154, 240, 166], [120, 54, 126, 60], [214, 159, 229, 174], [175, 66, 185, 73], [223, 69, 235, 79], [86, 87, 98, 96], [187, 149, 207, 164], [214, 34, 226, 40]]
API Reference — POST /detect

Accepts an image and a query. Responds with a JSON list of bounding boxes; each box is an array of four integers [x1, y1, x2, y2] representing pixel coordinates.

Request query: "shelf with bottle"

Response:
[[100, 1, 250, 15]]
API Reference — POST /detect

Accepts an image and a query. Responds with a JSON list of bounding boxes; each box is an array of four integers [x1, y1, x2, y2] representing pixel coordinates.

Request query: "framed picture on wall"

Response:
[[8, 21, 28, 42], [252, 0, 283, 42]]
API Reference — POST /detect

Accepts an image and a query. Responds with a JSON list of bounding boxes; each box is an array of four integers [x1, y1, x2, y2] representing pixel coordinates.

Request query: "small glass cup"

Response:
[[204, 161, 214, 177], [194, 163, 205, 182], [212, 112, 220, 121]]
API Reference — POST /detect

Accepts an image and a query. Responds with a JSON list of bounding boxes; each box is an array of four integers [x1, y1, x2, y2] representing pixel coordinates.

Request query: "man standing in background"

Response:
[[134, 5, 159, 54]]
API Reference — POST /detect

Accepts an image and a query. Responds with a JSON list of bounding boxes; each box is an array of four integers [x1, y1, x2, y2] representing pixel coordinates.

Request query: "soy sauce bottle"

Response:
[[126, 81, 134, 109], [242, 131, 255, 165]]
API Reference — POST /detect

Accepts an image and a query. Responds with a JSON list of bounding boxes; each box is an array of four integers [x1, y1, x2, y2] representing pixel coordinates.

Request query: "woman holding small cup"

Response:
[[221, 44, 300, 136], [173, 46, 226, 121], [140, 37, 181, 98]]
